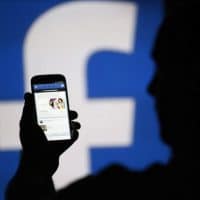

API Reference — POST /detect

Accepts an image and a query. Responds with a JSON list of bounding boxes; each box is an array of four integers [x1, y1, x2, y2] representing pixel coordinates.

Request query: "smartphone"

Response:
[[31, 74, 71, 141]]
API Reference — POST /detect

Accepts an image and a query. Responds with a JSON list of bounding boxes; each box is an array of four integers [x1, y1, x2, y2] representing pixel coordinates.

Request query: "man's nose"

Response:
[[147, 73, 158, 96]]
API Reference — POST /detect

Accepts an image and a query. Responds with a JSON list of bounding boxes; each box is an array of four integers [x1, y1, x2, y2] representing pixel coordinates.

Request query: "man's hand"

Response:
[[19, 92, 80, 175]]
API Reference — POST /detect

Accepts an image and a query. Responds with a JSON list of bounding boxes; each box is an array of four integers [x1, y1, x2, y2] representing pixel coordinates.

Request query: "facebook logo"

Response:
[[0, 0, 170, 199]]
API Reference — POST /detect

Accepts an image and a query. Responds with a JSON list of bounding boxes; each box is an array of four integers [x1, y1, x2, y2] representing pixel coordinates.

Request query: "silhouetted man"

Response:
[[6, 2, 197, 200]]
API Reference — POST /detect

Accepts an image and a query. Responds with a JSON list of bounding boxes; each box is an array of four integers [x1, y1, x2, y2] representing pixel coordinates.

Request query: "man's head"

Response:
[[148, 6, 199, 156]]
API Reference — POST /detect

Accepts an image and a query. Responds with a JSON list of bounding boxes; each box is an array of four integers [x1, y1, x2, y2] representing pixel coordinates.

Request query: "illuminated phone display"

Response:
[[33, 82, 71, 141]]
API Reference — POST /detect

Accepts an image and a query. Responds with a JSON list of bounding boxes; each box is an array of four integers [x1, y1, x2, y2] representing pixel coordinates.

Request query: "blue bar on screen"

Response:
[[33, 82, 65, 91]]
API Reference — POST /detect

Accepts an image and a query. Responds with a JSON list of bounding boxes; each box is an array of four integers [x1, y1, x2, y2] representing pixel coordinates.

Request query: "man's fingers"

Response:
[[69, 110, 78, 120], [71, 130, 79, 142], [71, 121, 81, 130]]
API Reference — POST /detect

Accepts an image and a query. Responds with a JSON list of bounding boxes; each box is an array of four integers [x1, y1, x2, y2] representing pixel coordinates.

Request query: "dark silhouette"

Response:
[[6, 1, 197, 199], [5, 92, 80, 200]]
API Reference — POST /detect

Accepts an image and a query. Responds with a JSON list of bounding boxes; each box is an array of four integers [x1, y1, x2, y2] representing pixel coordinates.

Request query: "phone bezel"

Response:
[[31, 74, 72, 143]]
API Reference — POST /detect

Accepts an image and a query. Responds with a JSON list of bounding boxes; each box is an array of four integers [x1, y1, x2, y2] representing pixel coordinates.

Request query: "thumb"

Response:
[[20, 93, 48, 152]]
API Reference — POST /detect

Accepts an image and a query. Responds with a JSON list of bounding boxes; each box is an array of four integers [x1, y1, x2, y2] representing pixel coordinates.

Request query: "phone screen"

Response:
[[32, 81, 71, 141]]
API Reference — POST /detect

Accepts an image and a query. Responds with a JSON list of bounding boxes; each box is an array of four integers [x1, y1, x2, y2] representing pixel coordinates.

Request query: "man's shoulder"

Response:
[[56, 163, 160, 198]]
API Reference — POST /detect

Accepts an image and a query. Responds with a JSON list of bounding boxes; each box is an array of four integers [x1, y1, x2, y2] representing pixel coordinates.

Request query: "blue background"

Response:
[[0, 0, 170, 199]]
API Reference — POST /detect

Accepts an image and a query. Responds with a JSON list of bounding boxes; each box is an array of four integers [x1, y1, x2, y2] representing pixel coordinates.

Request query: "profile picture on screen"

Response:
[[49, 98, 56, 109], [56, 98, 65, 109]]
